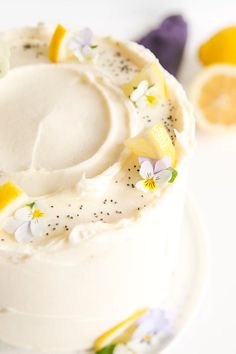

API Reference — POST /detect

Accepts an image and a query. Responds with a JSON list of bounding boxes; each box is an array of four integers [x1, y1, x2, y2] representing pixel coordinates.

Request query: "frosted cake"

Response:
[[0, 24, 194, 353]]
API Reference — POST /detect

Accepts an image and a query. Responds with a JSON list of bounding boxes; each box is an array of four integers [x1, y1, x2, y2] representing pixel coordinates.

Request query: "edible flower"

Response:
[[130, 80, 158, 108], [3, 202, 45, 243], [136, 156, 177, 193], [68, 27, 97, 61], [132, 308, 171, 342], [95, 308, 173, 354]]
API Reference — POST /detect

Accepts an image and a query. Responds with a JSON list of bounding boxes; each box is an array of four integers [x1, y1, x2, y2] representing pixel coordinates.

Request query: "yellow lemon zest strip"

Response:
[[49, 24, 68, 63], [94, 308, 149, 351], [0, 182, 22, 212]]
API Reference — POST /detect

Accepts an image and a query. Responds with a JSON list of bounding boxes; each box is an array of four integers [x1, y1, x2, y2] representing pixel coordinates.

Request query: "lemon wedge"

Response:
[[125, 123, 176, 165], [49, 24, 71, 63], [122, 62, 167, 99], [189, 64, 236, 133], [94, 309, 148, 351], [0, 182, 27, 222], [199, 26, 236, 66]]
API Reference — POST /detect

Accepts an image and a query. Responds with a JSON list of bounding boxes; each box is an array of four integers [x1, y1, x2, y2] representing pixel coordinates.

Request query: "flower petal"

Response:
[[130, 89, 141, 103], [133, 308, 171, 341], [138, 156, 150, 165], [30, 218, 45, 239], [136, 180, 150, 193], [136, 179, 158, 193], [139, 159, 154, 179], [138, 80, 149, 92], [15, 222, 33, 243], [2, 217, 24, 234], [73, 49, 84, 61], [82, 45, 95, 59], [154, 169, 172, 187], [15, 206, 32, 221], [135, 95, 148, 109], [146, 85, 158, 96], [67, 37, 79, 51], [130, 80, 148, 102], [154, 156, 172, 173], [78, 27, 93, 46]]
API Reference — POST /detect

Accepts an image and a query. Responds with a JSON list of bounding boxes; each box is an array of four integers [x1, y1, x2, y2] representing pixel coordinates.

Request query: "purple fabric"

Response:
[[138, 15, 188, 76]]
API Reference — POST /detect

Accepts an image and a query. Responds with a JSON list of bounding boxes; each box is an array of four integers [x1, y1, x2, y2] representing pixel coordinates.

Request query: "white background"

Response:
[[1, 1, 236, 353]]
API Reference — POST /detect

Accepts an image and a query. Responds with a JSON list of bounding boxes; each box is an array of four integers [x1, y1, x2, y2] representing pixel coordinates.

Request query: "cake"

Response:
[[0, 23, 195, 353]]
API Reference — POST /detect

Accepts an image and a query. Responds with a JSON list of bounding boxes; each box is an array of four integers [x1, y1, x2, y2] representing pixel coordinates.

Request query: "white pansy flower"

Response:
[[67, 27, 97, 62], [136, 157, 174, 194], [130, 80, 158, 108], [3, 202, 45, 243]]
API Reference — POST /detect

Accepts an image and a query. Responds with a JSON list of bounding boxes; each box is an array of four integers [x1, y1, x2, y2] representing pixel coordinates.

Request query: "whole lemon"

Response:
[[199, 26, 236, 65]]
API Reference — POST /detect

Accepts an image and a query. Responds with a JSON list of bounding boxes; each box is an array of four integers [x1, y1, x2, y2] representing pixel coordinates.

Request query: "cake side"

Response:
[[0, 24, 195, 352]]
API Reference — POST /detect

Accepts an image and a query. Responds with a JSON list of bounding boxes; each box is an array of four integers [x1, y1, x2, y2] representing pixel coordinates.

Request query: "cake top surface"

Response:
[[0, 24, 194, 253]]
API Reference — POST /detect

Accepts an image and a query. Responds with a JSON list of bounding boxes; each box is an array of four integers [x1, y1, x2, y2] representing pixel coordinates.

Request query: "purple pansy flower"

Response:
[[136, 156, 176, 194], [132, 308, 171, 342], [67, 27, 97, 61]]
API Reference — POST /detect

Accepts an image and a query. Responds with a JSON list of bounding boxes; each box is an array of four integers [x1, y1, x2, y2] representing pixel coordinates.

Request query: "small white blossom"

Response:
[[3, 202, 45, 243], [130, 80, 158, 108]]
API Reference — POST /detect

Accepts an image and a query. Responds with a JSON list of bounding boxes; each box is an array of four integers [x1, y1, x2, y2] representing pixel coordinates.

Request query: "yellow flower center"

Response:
[[144, 335, 151, 341], [146, 94, 157, 105], [144, 178, 157, 191], [32, 209, 44, 219]]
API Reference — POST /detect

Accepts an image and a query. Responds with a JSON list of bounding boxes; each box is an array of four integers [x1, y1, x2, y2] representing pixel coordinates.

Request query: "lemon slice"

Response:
[[199, 26, 236, 66], [0, 182, 27, 221], [189, 64, 236, 133], [49, 24, 71, 63], [125, 123, 176, 165], [94, 309, 148, 351], [122, 62, 167, 99]]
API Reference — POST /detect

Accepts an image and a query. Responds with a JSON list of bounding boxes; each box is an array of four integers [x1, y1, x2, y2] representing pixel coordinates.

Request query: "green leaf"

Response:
[[168, 168, 178, 183], [96, 344, 116, 354], [91, 44, 98, 49], [26, 201, 36, 209]]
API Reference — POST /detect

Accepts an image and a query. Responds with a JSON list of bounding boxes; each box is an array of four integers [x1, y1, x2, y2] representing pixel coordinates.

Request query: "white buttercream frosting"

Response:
[[0, 24, 195, 352]]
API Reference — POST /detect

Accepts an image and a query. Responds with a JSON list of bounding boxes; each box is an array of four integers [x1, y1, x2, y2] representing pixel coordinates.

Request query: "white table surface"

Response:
[[1, 0, 236, 353]]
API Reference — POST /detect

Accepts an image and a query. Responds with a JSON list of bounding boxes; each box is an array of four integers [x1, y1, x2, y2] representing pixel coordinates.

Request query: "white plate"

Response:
[[0, 197, 208, 354]]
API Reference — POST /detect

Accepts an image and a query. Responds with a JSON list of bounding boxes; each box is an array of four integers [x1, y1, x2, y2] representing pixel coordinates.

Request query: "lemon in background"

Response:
[[190, 64, 236, 133], [199, 26, 236, 66]]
